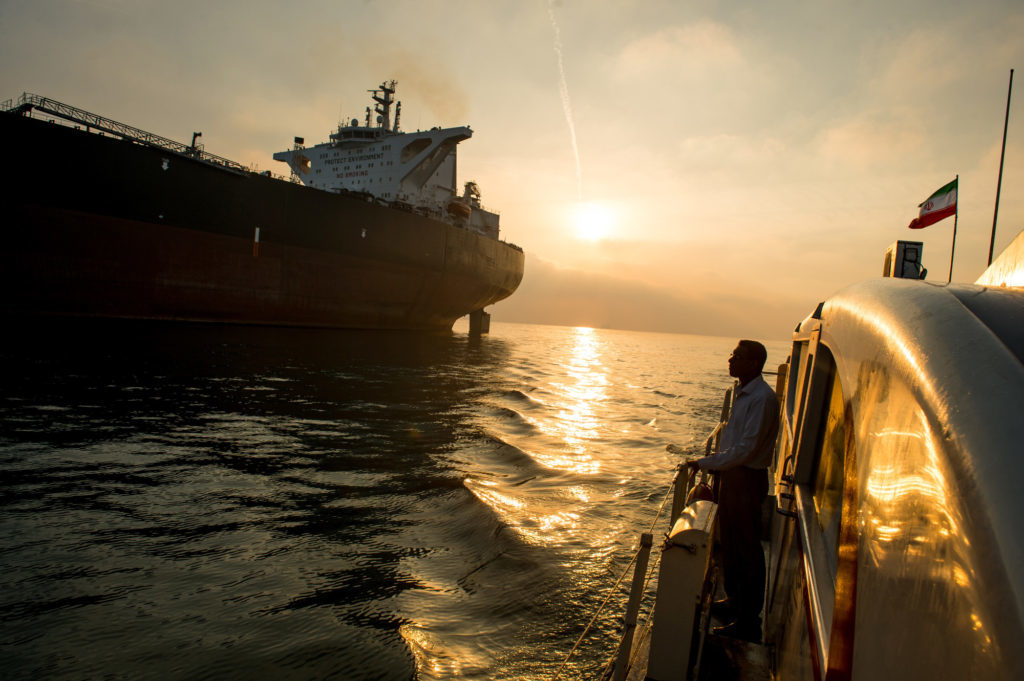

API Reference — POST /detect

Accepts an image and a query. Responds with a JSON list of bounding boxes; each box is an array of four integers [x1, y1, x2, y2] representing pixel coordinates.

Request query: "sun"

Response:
[[572, 201, 613, 241]]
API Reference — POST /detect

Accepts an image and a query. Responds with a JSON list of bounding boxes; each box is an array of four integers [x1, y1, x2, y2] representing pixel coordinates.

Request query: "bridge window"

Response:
[[401, 138, 431, 162]]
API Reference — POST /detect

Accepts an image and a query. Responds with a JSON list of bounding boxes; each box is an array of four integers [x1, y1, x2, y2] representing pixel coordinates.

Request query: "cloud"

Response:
[[677, 133, 787, 175], [868, 29, 963, 104], [492, 255, 800, 340], [815, 109, 925, 169], [614, 21, 744, 80], [375, 51, 471, 125]]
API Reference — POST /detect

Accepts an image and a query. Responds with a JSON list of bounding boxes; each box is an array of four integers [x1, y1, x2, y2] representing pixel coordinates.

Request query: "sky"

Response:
[[2, 0, 1022, 340]]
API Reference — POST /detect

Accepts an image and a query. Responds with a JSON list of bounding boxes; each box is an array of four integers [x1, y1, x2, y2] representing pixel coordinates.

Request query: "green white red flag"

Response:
[[908, 178, 957, 229]]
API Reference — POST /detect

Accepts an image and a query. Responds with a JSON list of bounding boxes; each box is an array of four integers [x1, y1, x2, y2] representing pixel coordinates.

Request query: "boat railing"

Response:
[[551, 466, 695, 681], [3, 92, 252, 175], [551, 387, 733, 681]]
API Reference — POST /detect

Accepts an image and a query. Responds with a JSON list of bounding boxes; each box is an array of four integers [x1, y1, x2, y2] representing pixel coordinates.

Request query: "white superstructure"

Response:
[[273, 81, 499, 238]]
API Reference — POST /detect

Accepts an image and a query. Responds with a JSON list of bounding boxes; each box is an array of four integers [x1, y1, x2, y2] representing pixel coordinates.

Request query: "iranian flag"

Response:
[[908, 178, 957, 229]]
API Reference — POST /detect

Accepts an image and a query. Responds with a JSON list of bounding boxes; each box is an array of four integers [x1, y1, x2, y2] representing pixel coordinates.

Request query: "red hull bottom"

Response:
[[5, 205, 520, 330]]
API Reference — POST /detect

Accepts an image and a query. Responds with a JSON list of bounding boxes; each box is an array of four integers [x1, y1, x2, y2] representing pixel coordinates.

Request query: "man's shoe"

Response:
[[712, 619, 762, 644], [710, 599, 734, 620]]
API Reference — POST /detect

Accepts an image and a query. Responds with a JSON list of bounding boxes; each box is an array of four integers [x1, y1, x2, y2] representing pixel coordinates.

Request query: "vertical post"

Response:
[[671, 464, 690, 524], [949, 175, 958, 283], [990, 69, 1014, 266], [469, 309, 490, 336], [712, 387, 733, 454], [720, 386, 733, 422], [613, 533, 653, 681]]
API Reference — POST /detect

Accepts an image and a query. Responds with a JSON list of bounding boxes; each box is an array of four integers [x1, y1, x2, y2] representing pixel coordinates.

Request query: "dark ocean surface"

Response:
[[0, 319, 787, 680]]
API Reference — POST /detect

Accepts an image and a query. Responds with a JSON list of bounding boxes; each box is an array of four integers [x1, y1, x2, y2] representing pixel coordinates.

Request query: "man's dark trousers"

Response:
[[718, 466, 768, 623]]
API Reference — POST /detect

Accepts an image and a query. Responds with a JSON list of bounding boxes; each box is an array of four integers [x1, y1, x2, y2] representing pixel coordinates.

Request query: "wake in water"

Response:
[[0, 320, 787, 680]]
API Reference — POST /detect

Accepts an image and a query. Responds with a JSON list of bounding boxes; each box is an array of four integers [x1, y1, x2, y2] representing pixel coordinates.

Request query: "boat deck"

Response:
[[623, 625, 770, 681]]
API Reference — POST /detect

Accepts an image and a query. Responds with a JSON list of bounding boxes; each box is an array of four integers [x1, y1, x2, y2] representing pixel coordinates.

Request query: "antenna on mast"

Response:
[[370, 80, 397, 131], [989, 68, 1015, 265]]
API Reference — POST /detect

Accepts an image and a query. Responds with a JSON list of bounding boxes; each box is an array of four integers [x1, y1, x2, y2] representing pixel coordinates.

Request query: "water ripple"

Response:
[[0, 319, 787, 680]]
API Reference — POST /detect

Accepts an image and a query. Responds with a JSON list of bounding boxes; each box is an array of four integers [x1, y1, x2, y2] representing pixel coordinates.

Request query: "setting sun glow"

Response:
[[572, 202, 613, 241]]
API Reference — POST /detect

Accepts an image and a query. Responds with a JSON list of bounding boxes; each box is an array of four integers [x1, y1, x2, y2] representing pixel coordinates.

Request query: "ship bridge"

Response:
[[272, 81, 476, 213], [273, 123, 472, 209], [273, 81, 499, 238]]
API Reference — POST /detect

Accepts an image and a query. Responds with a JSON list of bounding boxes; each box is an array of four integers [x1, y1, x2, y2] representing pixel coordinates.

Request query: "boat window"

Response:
[[789, 341, 819, 477], [785, 341, 806, 425], [786, 337, 811, 432], [811, 352, 846, 576]]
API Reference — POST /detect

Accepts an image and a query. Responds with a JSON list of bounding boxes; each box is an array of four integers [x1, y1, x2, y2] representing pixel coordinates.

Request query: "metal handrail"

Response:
[[551, 534, 650, 681], [553, 471, 683, 680], [554, 385, 736, 680], [3, 93, 528, 242], [4, 92, 250, 174]]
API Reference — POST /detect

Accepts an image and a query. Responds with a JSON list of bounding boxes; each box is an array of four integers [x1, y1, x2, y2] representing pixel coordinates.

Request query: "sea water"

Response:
[[0, 319, 788, 680]]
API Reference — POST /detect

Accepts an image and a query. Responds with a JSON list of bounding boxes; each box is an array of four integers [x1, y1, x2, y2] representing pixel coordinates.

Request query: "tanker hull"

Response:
[[1, 110, 524, 330]]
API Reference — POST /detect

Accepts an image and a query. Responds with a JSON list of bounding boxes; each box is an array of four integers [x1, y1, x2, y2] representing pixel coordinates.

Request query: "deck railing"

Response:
[[552, 385, 735, 681], [3, 92, 250, 174]]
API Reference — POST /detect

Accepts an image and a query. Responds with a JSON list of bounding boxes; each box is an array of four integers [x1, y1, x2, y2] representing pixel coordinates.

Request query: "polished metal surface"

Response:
[[770, 277, 1024, 680]]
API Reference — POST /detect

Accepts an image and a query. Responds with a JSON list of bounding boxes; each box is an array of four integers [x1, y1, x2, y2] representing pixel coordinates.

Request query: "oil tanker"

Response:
[[0, 82, 524, 330]]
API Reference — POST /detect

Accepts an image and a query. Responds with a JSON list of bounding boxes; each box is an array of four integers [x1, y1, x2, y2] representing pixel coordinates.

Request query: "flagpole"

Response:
[[949, 174, 958, 283], [989, 68, 1014, 266]]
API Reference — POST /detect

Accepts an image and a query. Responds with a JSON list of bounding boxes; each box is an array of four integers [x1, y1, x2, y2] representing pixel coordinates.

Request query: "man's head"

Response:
[[728, 340, 768, 383]]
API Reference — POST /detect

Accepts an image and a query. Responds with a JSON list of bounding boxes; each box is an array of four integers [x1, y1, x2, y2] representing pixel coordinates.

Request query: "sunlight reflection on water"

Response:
[[0, 320, 788, 681]]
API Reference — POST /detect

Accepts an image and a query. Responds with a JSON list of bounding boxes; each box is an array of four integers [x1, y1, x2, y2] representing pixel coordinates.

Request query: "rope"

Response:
[[646, 468, 680, 535], [626, 470, 696, 670], [552, 411, 726, 678], [551, 543, 642, 680], [551, 468, 684, 680], [627, 551, 663, 670]]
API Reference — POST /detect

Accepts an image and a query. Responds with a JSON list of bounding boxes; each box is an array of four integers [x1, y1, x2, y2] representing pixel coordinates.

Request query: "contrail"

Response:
[[547, 0, 583, 202]]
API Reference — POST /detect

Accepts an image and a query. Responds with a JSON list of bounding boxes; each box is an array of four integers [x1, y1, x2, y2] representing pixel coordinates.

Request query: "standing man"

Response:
[[688, 340, 779, 643]]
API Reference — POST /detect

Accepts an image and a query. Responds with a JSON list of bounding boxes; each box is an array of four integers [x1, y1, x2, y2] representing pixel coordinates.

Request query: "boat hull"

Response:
[[1, 111, 524, 330]]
